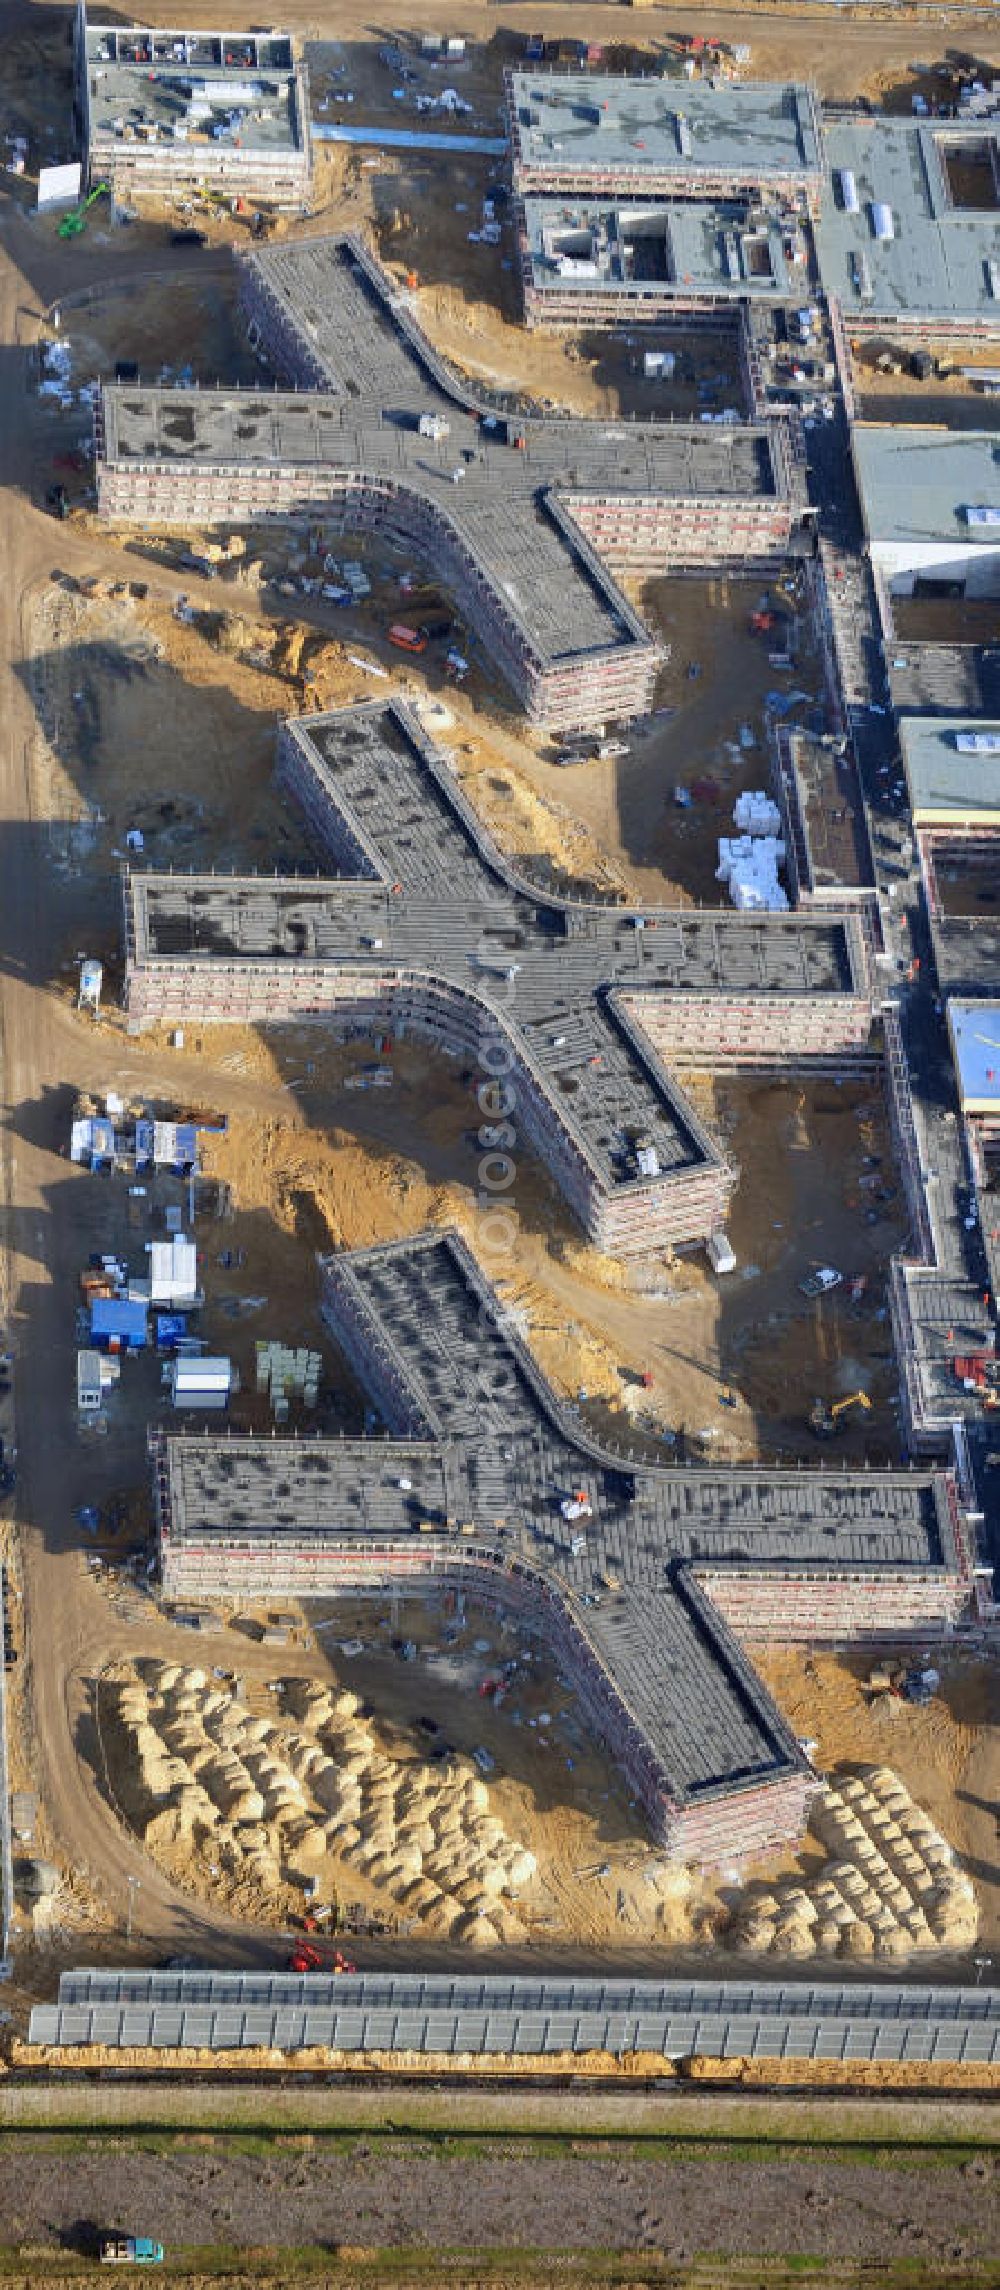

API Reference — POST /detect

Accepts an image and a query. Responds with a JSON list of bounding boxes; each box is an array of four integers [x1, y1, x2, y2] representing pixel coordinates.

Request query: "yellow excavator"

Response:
[[809, 1389, 872, 1439]]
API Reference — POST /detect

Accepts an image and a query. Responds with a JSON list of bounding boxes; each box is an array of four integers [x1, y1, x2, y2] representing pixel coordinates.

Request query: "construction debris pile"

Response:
[[109, 1663, 538, 1941], [732, 1765, 978, 1960]]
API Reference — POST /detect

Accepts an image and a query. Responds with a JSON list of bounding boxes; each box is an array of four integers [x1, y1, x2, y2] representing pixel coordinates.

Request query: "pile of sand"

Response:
[[109, 1663, 538, 1940], [733, 1764, 978, 1961]]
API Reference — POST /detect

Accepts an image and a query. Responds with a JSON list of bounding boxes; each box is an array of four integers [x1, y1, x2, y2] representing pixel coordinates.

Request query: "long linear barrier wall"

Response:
[[29, 1969, 1000, 2069]]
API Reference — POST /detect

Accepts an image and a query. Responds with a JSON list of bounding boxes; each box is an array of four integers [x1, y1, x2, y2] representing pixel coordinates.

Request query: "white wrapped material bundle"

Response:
[[733, 790, 782, 838]]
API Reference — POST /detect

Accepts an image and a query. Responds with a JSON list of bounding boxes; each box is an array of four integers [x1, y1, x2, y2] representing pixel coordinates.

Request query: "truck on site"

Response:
[[387, 623, 427, 653], [99, 2236, 164, 2265]]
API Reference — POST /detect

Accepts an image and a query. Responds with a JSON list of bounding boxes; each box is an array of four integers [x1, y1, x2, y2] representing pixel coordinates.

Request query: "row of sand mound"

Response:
[[108, 1663, 538, 1943], [733, 1764, 978, 1960]]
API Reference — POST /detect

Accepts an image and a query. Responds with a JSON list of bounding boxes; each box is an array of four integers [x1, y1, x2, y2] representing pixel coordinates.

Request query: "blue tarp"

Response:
[[173, 1123, 198, 1168], [91, 1298, 148, 1350], [313, 123, 507, 155], [155, 1313, 187, 1352]]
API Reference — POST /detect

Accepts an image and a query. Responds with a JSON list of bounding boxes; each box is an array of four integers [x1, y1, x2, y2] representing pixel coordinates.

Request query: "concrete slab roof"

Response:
[[509, 73, 822, 190], [125, 697, 862, 1204], [854, 424, 1000, 546], [99, 238, 785, 689], [948, 998, 1000, 1108], [151, 1226, 959, 1813], [521, 196, 793, 304], [816, 122, 1000, 327], [901, 714, 1000, 824]]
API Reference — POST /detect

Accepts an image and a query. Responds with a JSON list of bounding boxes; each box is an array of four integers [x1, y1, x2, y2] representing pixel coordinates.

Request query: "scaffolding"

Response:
[[146, 1224, 971, 1859], [96, 233, 807, 732]]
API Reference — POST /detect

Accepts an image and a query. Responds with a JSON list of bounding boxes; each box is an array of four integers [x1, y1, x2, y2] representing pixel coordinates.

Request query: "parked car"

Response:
[[99, 2236, 164, 2265], [799, 1267, 842, 1299]]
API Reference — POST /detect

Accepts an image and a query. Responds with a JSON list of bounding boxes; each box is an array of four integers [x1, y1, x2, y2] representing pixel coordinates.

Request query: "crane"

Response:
[[808, 1390, 872, 1438]]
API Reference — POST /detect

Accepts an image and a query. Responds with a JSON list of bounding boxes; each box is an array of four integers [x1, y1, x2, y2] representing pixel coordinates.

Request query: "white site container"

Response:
[[171, 1356, 232, 1409], [706, 1231, 737, 1275]]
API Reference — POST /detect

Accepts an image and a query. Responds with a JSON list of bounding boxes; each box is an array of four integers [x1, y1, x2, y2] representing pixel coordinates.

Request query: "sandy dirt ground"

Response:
[[753, 1645, 1000, 1949]]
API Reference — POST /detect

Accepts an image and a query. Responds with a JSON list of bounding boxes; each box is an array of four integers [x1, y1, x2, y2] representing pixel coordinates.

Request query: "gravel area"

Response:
[[0, 2139, 994, 2264]]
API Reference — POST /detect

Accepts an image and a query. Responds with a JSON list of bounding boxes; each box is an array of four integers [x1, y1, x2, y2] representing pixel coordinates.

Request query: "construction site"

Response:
[[0, 20, 1000, 2271], [94, 231, 805, 730], [73, 2, 314, 211]]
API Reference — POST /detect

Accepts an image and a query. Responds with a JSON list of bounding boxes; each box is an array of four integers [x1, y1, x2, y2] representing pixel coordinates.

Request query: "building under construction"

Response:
[[507, 74, 825, 211], [94, 233, 807, 732], [122, 698, 874, 1257], [519, 196, 808, 328], [74, 3, 312, 211], [149, 1224, 975, 1862]]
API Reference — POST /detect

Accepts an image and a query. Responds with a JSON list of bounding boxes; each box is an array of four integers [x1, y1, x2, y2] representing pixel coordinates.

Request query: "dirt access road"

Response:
[[0, 77, 315, 1966]]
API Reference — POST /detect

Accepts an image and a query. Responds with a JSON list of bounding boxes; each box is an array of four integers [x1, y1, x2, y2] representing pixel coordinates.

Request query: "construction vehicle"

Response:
[[387, 623, 427, 653], [99, 2237, 164, 2265], [288, 1943, 356, 1973], [58, 181, 110, 239], [809, 1390, 872, 1438]]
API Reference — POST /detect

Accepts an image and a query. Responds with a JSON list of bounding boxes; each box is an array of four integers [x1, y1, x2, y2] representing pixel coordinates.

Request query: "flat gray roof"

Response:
[[854, 424, 1000, 546], [510, 74, 822, 188], [901, 714, 1000, 820], [521, 196, 793, 304], [81, 15, 304, 157], [127, 698, 861, 1199], [816, 122, 1000, 327], [102, 240, 781, 677], [900, 1266, 995, 1428], [151, 1227, 958, 1811]]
